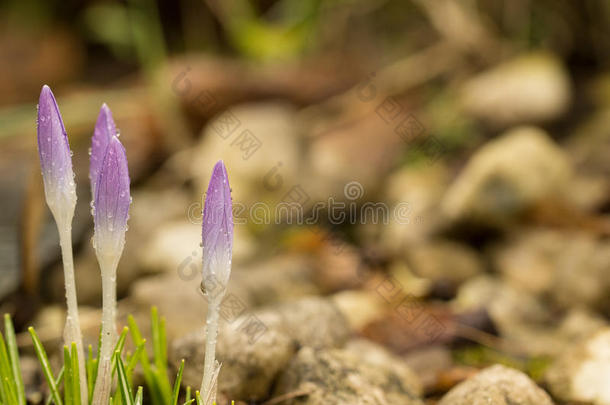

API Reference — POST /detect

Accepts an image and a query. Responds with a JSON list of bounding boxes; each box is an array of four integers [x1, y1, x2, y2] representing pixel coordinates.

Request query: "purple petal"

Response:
[[37, 85, 76, 211], [93, 136, 131, 256], [201, 160, 233, 289], [90, 104, 116, 197]]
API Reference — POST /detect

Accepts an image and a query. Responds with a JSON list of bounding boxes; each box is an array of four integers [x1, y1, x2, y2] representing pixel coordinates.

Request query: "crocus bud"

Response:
[[201, 160, 233, 296], [37, 85, 76, 225], [90, 104, 116, 198], [93, 136, 130, 262]]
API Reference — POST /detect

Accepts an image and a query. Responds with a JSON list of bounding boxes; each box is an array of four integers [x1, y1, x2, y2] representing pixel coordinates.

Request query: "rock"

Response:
[[494, 229, 610, 312], [130, 273, 210, 340], [331, 290, 386, 331], [139, 220, 258, 274], [566, 108, 610, 177], [375, 163, 449, 250], [190, 102, 302, 211], [233, 255, 320, 307], [546, 328, 610, 405], [558, 308, 607, 342], [138, 221, 201, 275], [312, 243, 367, 293], [243, 296, 351, 350], [551, 234, 610, 313], [438, 364, 555, 405], [407, 239, 484, 291], [404, 346, 453, 392], [171, 297, 350, 400], [442, 126, 571, 224], [173, 326, 296, 401], [304, 107, 406, 204], [133, 255, 324, 339], [344, 339, 423, 395], [452, 275, 556, 356], [453, 275, 551, 328], [459, 52, 570, 127], [126, 187, 193, 271], [493, 228, 565, 295], [455, 275, 607, 357], [273, 346, 424, 405], [28, 305, 101, 352]]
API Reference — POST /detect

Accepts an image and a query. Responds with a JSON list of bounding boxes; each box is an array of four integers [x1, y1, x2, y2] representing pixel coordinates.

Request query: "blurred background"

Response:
[[1, 0, 610, 403]]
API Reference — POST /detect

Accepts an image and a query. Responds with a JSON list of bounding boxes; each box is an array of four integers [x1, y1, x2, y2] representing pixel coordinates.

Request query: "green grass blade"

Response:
[[63, 347, 73, 405], [127, 316, 162, 405], [45, 367, 65, 405], [171, 360, 185, 405], [185, 386, 191, 403], [70, 344, 81, 405], [0, 344, 15, 402], [126, 342, 145, 379], [151, 307, 171, 402], [29, 328, 63, 405], [3, 315, 25, 405], [111, 327, 129, 379], [86, 345, 97, 404], [194, 391, 202, 405], [134, 387, 143, 405], [115, 352, 134, 405], [0, 329, 18, 405]]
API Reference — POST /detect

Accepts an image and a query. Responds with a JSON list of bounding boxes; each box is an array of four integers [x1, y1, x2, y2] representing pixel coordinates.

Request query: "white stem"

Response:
[[200, 298, 221, 404], [91, 255, 117, 405], [58, 226, 88, 405]]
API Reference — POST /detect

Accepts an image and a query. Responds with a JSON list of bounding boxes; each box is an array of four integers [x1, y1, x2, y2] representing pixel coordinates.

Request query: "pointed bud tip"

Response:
[[36, 84, 75, 217], [93, 134, 130, 257], [90, 103, 118, 195], [201, 160, 233, 289]]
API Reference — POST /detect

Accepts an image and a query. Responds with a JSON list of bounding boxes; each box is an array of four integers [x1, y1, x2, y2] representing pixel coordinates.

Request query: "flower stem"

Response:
[[91, 255, 117, 405], [58, 225, 88, 405], [200, 298, 221, 405]]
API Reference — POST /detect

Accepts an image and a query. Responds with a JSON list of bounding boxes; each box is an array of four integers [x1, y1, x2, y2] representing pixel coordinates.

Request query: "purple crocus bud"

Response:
[[90, 104, 116, 198], [93, 136, 130, 261], [37, 85, 76, 224], [201, 160, 233, 295]]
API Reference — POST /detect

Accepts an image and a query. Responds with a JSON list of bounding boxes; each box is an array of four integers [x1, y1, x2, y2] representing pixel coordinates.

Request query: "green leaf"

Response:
[[3, 315, 25, 405], [63, 347, 73, 405], [171, 360, 184, 405], [70, 344, 81, 405], [126, 342, 145, 380], [29, 327, 63, 405], [111, 327, 130, 379], [0, 328, 18, 404], [115, 352, 134, 405], [151, 307, 171, 402], [45, 367, 64, 405], [86, 345, 97, 404], [134, 387, 143, 405], [128, 316, 162, 405]]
